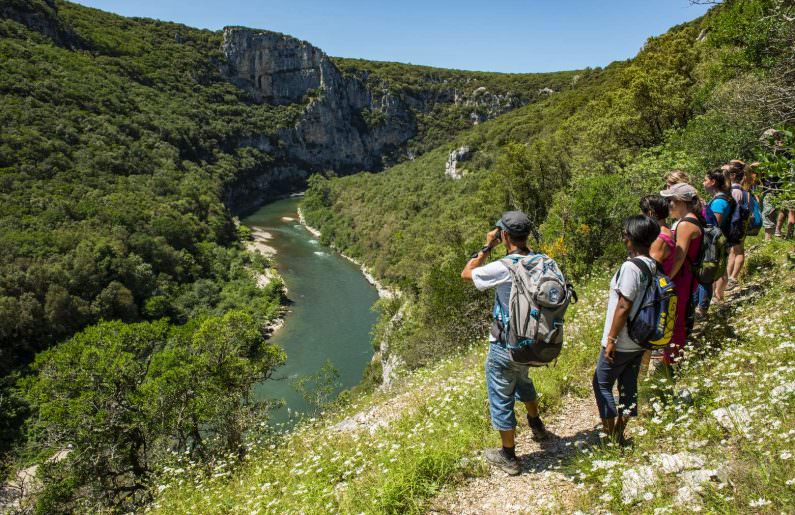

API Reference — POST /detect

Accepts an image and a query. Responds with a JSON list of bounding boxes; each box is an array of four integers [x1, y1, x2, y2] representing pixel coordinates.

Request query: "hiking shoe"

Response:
[[484, 448, 521, 476], [726, 278, 738, 291], [695, 307, 706, 319], [527, 415, 549, 441]]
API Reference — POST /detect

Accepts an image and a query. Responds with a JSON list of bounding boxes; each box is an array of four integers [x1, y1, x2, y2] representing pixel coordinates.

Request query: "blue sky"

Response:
[[72, 0, 712, 73]]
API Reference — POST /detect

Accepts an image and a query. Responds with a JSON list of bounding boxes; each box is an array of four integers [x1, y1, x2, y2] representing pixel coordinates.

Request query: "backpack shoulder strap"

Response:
[[678, 216, 704, 237], [628, 257, 652, 283], [681, 216, 703, 229]]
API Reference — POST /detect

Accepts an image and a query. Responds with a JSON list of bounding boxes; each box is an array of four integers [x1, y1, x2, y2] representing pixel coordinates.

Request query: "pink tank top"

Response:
[[657, 232, 676, 276]]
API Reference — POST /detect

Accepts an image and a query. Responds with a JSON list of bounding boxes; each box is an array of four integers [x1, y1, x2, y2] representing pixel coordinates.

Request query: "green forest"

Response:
[[2, 0, 794, 512], [303, 0, 795, 370], [0, 0, 596, 511]]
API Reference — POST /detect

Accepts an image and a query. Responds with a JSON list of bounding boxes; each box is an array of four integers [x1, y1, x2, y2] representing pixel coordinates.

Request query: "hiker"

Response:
[[724, 161, 748, 291], [761, 168, 782, 241], [593, 215, 660, 444], [461, 211, 550, 476], [659, 183, 703, 364], [695, 169, 734, 313], [777, 207, 795, 239], [639, 195, 675, 374], [664, 170, 691, 188], [759, 128, 795, 239]]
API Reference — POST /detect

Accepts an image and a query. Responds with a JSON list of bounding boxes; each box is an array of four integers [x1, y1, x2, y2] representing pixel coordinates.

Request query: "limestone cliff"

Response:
[[220, 27, 545, 213], [221, 27, 417, 212]]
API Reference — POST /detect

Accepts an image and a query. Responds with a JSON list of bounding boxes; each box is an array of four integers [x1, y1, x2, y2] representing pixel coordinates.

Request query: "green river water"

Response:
[[243, 197, 380, 425]]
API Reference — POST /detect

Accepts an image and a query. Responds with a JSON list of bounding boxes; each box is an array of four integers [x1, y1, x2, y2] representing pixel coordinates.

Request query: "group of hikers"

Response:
[[461, 134, 793, 475]]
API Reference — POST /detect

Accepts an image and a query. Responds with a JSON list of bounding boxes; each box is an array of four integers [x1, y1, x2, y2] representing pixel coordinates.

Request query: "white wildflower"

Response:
[[749, 498, 771, 507]]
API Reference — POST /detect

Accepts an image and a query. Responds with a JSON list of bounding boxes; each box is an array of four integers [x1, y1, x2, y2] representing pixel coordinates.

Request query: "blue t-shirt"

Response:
[[706, 196, 732, 232]]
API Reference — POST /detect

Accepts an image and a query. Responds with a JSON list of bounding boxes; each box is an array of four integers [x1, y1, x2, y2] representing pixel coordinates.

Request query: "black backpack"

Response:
[[722, 189, 749, 245], [680, 216, 724, 285]]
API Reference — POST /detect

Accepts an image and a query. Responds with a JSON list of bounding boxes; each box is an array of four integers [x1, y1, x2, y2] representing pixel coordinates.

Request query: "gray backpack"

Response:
[[491, 254, 576, 366]]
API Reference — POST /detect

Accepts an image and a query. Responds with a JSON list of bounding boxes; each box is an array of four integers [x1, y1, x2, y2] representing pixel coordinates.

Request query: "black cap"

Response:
[[496, 211, 531, 236]]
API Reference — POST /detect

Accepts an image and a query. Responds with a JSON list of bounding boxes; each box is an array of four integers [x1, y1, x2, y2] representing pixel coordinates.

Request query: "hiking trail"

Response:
[[428, 395, 600, 514]]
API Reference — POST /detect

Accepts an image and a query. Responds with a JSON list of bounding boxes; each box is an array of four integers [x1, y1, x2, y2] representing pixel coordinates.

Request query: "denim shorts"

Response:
[[485, 343, 538, 431]]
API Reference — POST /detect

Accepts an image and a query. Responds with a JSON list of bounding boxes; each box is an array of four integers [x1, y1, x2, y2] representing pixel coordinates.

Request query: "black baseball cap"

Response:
[[496, 211, 531, 236]]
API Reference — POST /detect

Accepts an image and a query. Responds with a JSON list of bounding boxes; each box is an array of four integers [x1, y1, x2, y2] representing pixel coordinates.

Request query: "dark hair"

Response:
[[706, 168, 728, 192], [623, 215, 660, 251], [639, 195, 669, 221]]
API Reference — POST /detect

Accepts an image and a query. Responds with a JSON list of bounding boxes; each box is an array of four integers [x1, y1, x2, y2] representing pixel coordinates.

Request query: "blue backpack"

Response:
[[618, 258, 678, 351], [747, 192, 763, 236]]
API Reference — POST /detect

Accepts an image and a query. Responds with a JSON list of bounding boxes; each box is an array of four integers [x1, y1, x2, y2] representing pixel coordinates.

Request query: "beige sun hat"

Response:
[[660, 182, 698, 201]]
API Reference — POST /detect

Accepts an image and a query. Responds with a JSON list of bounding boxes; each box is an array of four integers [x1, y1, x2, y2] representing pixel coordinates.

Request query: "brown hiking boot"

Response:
[[484, 448, 521, 475], [527, 415, 549, 441]]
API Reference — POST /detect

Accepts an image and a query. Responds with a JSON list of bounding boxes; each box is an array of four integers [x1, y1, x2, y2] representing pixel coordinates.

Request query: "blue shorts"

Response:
[[485, 343, 538, 431]]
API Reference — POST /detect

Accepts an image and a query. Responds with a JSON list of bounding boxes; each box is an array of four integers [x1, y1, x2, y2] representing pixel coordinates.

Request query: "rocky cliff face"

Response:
[[1, 0, 84, 49], [220, 27, 531, 213], [222, 28, 417, 212]]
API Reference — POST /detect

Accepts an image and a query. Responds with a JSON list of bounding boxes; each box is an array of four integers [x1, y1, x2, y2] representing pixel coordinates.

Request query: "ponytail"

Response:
[[707, 168, 728, 192]]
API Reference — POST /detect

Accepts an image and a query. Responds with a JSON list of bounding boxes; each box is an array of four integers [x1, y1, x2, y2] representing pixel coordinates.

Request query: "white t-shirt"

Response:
[[472, 254, 524, 343], [600, 256, 657, 353]]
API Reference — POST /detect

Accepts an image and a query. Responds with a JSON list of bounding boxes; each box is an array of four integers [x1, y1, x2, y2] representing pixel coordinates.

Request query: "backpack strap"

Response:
[[714, 191, 737, 208], [628, 257, 652, 283], [676, 216, 704, 270], [625, 258, 654, 327], [680, 216, 703, 230], [616, 257, 652, 285]]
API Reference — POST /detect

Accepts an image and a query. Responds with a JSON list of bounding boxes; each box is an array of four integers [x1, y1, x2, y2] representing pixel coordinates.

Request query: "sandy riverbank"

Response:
[[246, 226, 277, 256], [297, 208, 397, 299]]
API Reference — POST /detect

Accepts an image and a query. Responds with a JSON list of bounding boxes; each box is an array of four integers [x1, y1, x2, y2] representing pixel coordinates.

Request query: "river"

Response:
[[243, 197, 380, 426]]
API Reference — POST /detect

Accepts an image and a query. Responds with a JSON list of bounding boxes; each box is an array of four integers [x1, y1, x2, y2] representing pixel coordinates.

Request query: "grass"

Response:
[[150, 268, 611, 514], [152, 238, 795, 514], [567, 237, 795, 514]]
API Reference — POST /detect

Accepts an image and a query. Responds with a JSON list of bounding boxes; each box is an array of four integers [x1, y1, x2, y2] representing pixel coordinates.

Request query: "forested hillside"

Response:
[[303, 0, 795, 373], [0, 0, 583, 510]]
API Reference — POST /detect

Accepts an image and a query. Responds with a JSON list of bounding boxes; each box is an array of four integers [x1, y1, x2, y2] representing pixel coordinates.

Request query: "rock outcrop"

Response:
[[445, 146, 471, 180], [222, 27, 416, 212], [220, 28, 533, 213]]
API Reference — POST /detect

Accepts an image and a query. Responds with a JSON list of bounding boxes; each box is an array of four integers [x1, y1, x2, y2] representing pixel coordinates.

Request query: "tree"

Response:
[[21, 312, 285, 511]]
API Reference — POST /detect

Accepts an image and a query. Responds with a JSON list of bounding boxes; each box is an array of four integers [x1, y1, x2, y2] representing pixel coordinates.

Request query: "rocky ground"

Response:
[[428, 396, 600, 514]]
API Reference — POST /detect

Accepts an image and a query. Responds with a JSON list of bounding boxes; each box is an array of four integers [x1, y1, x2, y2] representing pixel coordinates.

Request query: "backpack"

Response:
[[619, 258, 678, 351], [747, 193, 763, 236], [725, 188, 750, 245], [682, 215, 727, 284], [491, 254, 577, 366]]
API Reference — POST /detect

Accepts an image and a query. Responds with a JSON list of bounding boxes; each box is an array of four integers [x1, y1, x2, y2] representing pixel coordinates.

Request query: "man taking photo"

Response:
[[461, 211, 549, 476]]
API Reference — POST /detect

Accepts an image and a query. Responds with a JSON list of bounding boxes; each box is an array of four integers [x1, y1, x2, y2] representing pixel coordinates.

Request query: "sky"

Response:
[[72, 0, 712, 73]]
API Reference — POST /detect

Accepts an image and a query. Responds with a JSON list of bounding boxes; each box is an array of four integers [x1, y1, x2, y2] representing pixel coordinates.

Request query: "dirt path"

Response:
[[428, 395, 600, 514]]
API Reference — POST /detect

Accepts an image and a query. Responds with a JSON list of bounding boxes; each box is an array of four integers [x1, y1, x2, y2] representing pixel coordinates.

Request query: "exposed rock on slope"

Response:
[[222, 27, 415, 212], [220, 28, 554, 212], [445, 145, 471, 179]]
